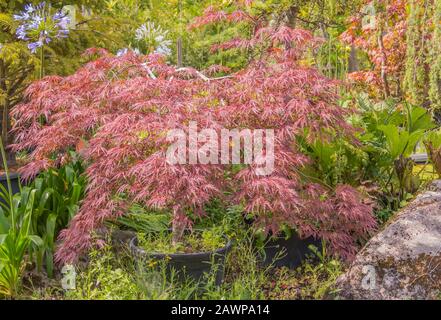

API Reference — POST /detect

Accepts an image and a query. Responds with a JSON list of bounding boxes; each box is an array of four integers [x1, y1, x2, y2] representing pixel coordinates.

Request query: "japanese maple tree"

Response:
[[340, 0, 408, 98], [12, 1, 376, 263], [340, 0, 441, 108], [188, 1, 376, 259]]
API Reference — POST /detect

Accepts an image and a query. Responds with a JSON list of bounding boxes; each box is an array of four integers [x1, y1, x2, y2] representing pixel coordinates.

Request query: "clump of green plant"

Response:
[[264, 242, 343, 300], [134, 260, 200, 300], [199, 232, 270, 300], [0, 140, 42, 298], [113, 203, 170, 234], [299, 244, 343, 299], [65, 242, 141, 300], [423, 129, 441, 177], [137, 228, 226, 254], [29, 155, 86, 278], [340, 94, 441, 224]]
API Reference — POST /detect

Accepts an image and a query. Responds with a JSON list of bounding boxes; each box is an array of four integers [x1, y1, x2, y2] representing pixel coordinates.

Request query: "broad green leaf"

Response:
[[407, 105, 435, 133], [45, 214, 57, 247], [0, 209, 9, 234], [29, 235, 43, 248], [19, 189, 36, 239]]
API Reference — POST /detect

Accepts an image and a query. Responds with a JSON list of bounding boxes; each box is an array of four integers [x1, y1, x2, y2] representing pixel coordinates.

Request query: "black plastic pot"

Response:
[[130, 236, 232, 286], [111, 229, 136, 249], [0, 172, 21, 204], [260, 233, 322, 269]]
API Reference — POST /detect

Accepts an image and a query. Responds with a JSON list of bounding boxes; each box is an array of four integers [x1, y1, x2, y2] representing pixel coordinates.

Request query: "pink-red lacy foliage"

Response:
[[12, 3, 376, 263], [340, 0, 407, 92]]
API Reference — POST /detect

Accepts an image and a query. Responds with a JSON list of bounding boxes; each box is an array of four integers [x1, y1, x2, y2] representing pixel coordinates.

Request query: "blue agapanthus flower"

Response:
[[16, 25, 29, 40], [28, 40, 43, 53], [13, 2, 70, 53], [116, 48, 141, 57]]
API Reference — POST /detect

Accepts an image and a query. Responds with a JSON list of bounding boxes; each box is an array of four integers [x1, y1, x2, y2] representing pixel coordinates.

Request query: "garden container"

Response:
[[0, 172, 21, 204], [111, 229, 136, 252], [130, 235, 232, 286], [260, 233, 321, 269]]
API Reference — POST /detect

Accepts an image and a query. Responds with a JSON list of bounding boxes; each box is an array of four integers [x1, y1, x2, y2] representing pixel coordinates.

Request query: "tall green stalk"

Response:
[[39, 45, 44, 79], [0, 138, 13, 229]]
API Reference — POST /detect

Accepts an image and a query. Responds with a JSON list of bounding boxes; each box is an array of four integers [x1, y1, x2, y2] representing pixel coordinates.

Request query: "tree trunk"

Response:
[[378, 31, 391, 98], [172, 218, 186, 245], [286, 6, 298, 28], [348, 45, 359, 73], [0, 59, 19, 170], [172, 207, 187, 245], [177, 37, 183, 68], [0, 98, 16, 169]]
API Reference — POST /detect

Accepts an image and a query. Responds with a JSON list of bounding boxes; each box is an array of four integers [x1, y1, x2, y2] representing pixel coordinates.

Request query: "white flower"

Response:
[[116, 48, 129, 57], [155, 45, 171, 56], [116, 47, 142, 57], [135, 21, 172, 56]]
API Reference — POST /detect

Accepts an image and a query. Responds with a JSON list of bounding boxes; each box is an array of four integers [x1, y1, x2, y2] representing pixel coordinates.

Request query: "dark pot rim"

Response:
[[0, 172, 20, 181], [129, 234, 232, 260]]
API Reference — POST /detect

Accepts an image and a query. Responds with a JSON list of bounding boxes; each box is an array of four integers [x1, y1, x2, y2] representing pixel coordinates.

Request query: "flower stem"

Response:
[[40, 45, 44, 79]]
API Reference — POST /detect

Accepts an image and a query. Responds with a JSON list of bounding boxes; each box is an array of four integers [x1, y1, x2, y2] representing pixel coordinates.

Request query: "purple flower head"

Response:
[[40, 31, 52, 44], [24, 4, 35, 13], [13, 12, 30, 21], [117, 48, 129, 57], [14, 2, 70, 53], [53, 10, 70, 37], [53, 11, 64, 20], [28, 40, 43, 53], [36, 2, 46, 10], [16, 25, 29, 40], [28, 15, 43, 29], [55, 15, 70, 30], [116, 48, 141, 57], [56, 29, 69, 39]]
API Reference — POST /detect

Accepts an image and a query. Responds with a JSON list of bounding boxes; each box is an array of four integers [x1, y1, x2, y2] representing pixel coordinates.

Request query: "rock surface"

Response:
[[335, 180, 441, 300]]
